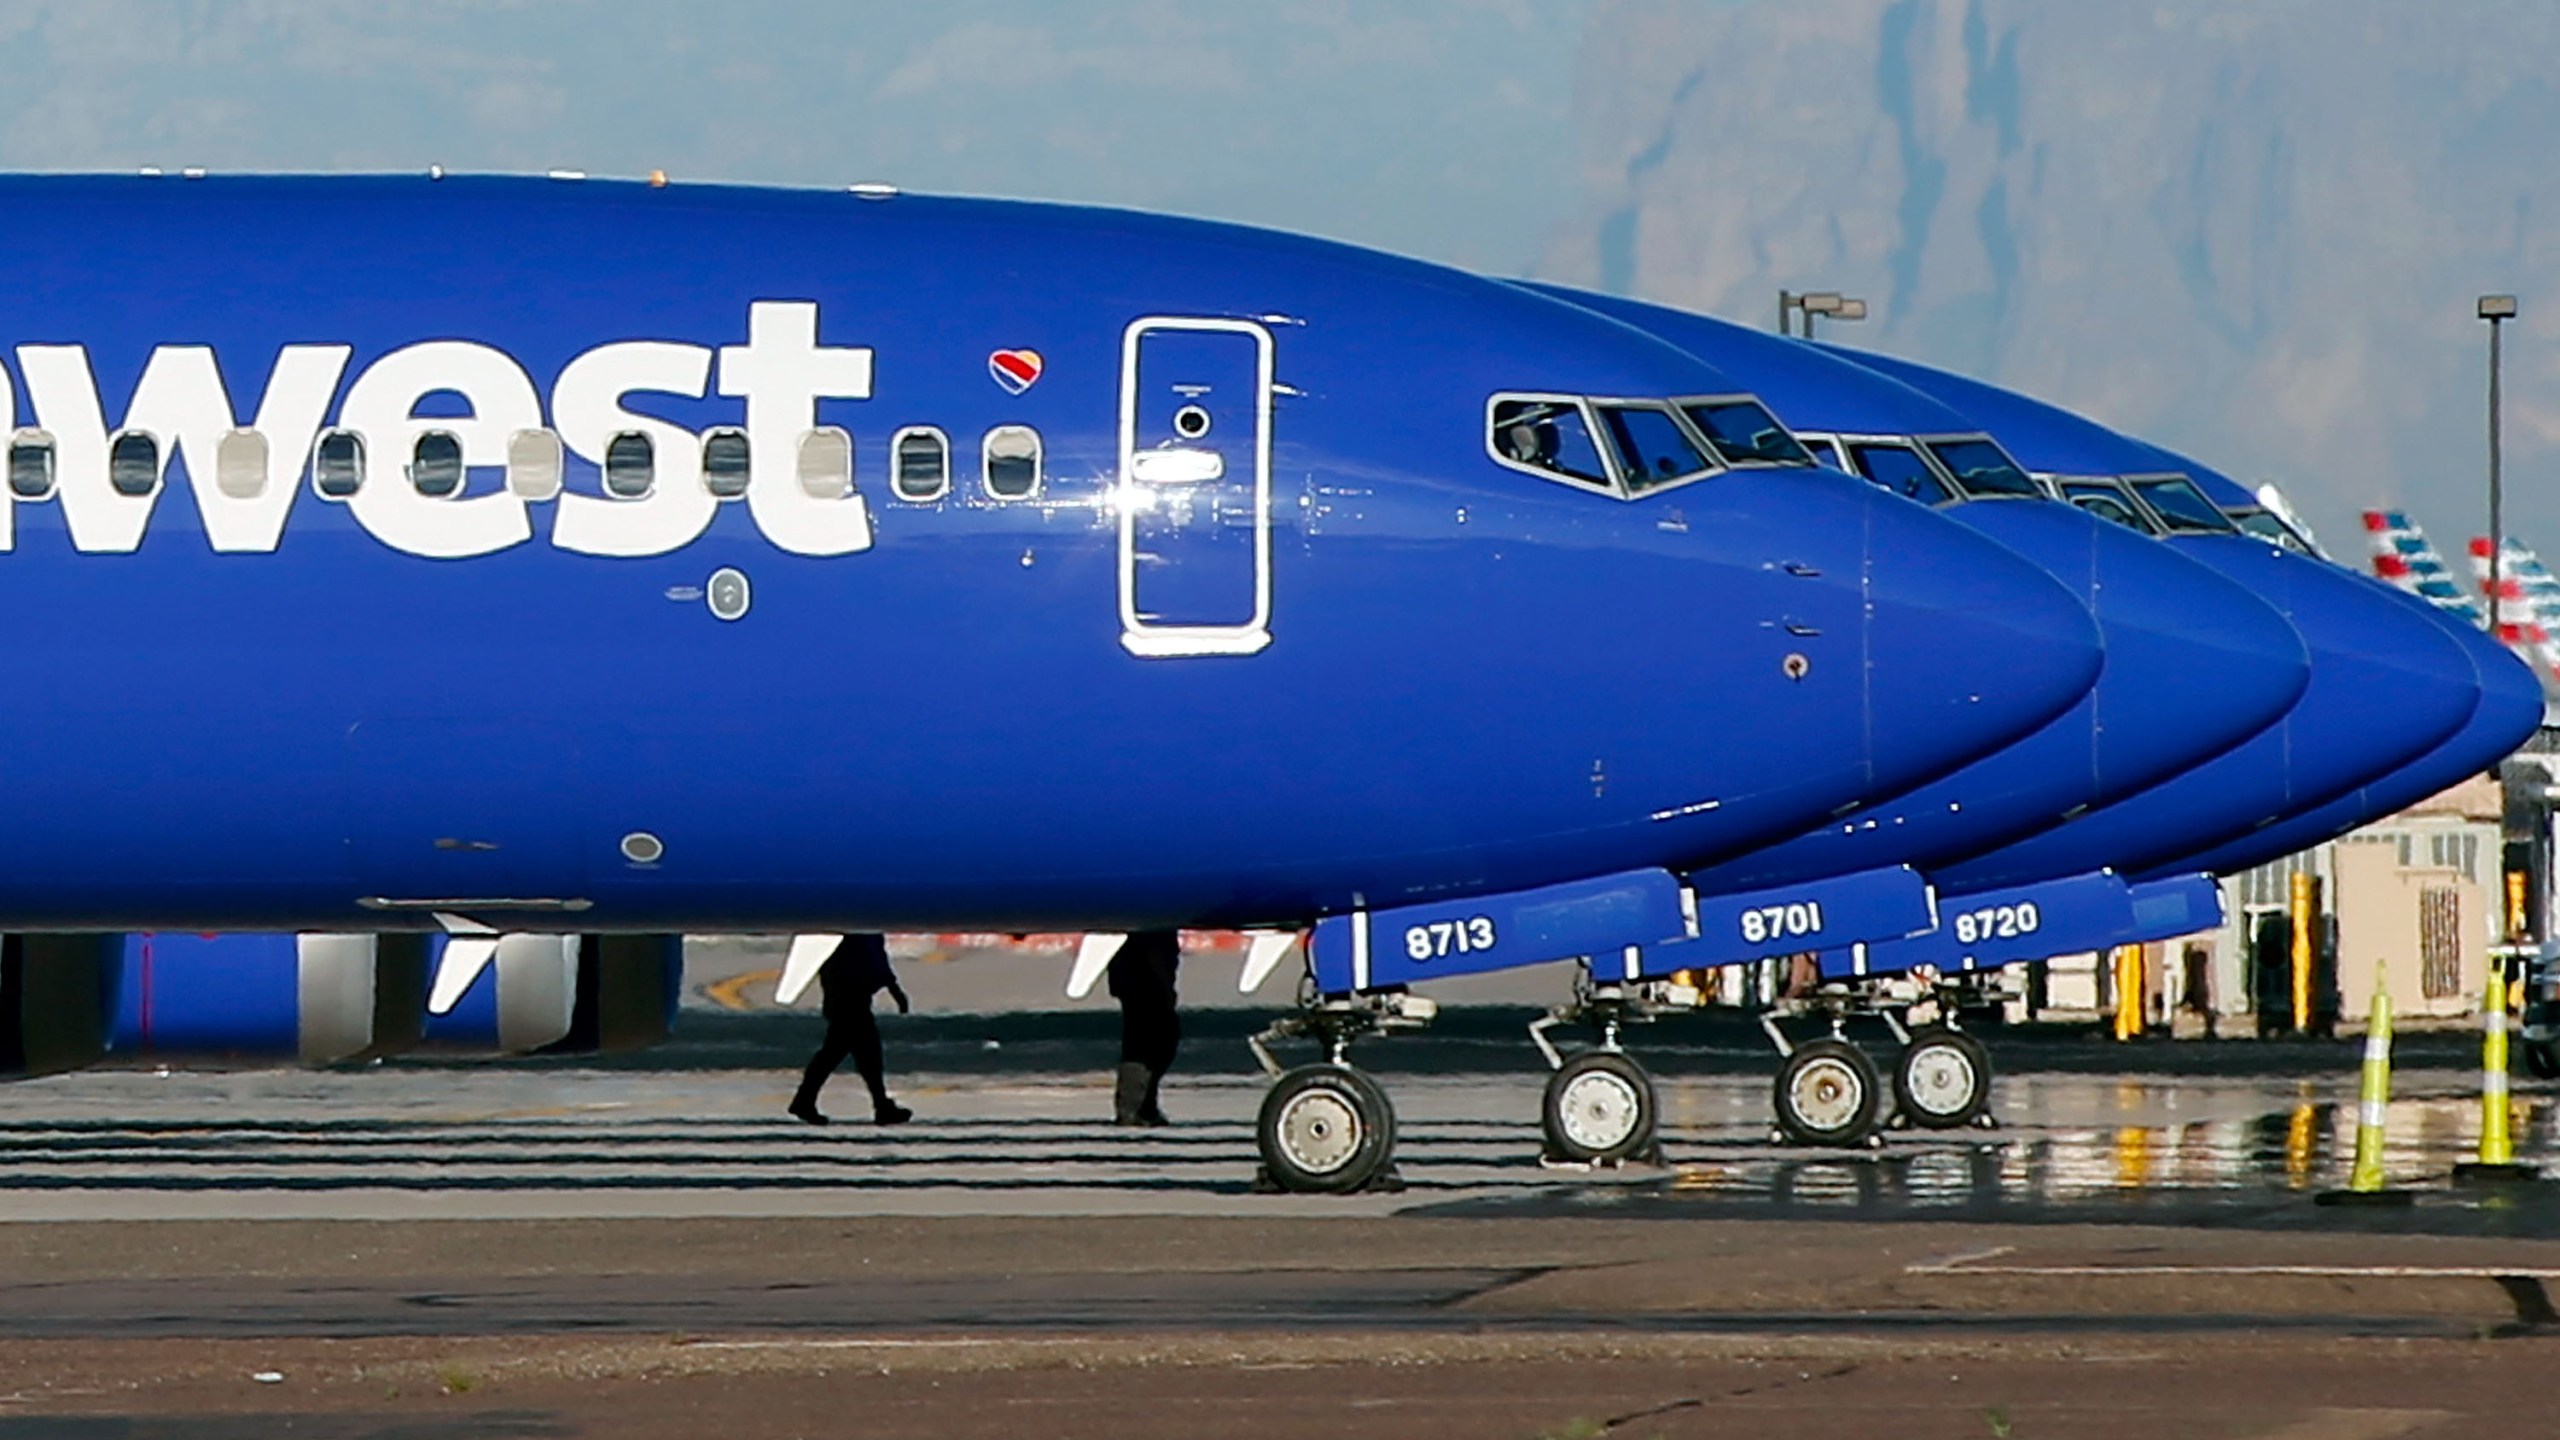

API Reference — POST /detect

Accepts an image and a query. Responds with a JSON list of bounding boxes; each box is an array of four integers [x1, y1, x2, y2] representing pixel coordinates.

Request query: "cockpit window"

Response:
[[1847, 441, 1955, 506], [2129, 475, 2238, 534], [1797, 435, 1849, 471], [2059, 479, 2161, 534], [1925, 437, 2041, 499], [1680, 398, 1813, 467], [1489, 396, 1613, 492], [2229, 506, 2314, 553], [1594, 401, 1713, 494]]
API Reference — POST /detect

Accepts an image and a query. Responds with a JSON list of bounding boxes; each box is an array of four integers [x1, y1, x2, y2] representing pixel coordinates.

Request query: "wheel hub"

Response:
[[1275, 1087, 1363, 1174], [1788, 1057, 1864, 1130], [1905, 1043, 1978, 1117], [1558, 1069, 1641, 1150]]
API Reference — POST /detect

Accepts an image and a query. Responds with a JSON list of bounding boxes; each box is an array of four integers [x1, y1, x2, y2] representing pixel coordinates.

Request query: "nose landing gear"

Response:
[[1248, 990, 1434, 1194], [1759, 973, 2001, 1148], [1771, 1033, 1882, 1148], [1530, 978, 1663, 1166], [1893, 1023, 1994, 1131]]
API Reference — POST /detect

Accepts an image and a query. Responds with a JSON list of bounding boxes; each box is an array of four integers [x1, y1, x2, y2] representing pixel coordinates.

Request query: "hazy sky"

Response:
[[0, 0, 1592, 274], [5, 0, 2547, 556]]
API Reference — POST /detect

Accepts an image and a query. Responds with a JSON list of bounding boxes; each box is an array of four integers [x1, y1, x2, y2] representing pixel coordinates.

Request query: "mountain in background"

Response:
[[1539, 0, 2560, 554]]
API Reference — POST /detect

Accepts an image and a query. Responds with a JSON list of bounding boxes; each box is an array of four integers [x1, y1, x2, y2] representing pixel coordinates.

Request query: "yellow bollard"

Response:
[[2320, 984, 2413, 1205], [2114, 945, 2149, 1040], [2456, 964, 2542, 1183], [2289, 871, 2315, 1034]]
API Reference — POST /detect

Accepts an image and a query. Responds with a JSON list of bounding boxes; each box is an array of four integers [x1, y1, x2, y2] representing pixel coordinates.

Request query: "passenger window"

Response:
[[891, 427, 950, 502], [1681, 399, 1814, 467], [1488, 396, 1612, 490], [8, 429, 55, 500], [507, 428, 562, 501], [108, 430, 161, 497], [1847, 442, 1954, 506], [214, 428, 267, 500], [982, 425, 1041, 500], [702, 428, 750, 500], [409, 429, 464, 498], [796, 427, 853, 499], [1594, 402, 1712, 494], [312, 428, 365, 499], [604, 430, 654, 499]]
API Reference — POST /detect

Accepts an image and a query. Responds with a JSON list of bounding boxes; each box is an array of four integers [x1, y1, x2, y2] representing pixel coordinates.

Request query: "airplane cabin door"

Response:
[[1118, 317, 1274, 657]]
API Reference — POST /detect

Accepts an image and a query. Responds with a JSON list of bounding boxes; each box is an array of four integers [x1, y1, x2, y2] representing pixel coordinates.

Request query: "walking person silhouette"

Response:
[[789, 933, 913, 1126]]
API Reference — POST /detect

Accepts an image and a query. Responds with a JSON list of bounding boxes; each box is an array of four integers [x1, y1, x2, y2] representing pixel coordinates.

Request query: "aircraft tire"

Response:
[[2526, 1041, 2560, 1082], [1257, 1063, 1397, 1194], [1893, 1026, 1992, 1130], [1541, 1050, 1657, 1164], [1772, 1038, 1881, 1148]]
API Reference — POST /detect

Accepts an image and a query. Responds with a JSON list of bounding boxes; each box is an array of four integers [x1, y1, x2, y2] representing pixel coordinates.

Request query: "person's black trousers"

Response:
[[796, 1005, 887, 1106]]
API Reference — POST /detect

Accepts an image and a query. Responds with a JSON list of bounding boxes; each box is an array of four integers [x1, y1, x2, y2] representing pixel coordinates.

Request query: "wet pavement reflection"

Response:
[[7, 1012, 2560, 1233]]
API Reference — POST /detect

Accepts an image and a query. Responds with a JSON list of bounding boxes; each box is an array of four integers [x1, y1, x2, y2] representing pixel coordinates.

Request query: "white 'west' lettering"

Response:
[[128, 344, 351, 552], [551, 341, 716, 558], [20, 346, 154, 553], [337, 341, 541, 559], [716, 301, 874, 556]]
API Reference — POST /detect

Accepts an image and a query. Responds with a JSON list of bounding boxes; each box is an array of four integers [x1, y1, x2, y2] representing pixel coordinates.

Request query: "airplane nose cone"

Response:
[[2150, 588, 2544, 879], [2197, 538, 2482, 801], [1941, 534, 2482, 890], [1861, 490, 2103, 797], [1683, 499, 2294, 893], [2057, 509, 2310, 797]]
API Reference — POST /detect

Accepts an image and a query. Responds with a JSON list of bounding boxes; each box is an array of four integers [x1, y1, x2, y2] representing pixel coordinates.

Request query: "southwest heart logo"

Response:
[[988, 349, 1043, 395]]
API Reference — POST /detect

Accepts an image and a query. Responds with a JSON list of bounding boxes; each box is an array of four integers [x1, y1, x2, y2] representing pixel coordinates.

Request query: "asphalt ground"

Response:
[[6, 1010, 2560, 1436]]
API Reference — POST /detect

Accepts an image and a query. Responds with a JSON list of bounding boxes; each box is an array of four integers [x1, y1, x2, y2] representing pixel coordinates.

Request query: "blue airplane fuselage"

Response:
[[0, 176, 2102, 934]]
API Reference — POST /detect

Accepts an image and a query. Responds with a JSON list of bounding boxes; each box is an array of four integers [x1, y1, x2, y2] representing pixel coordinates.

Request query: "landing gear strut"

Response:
[[1248, 990, 1434, 1194], [1530, 977, 1662, 1166]]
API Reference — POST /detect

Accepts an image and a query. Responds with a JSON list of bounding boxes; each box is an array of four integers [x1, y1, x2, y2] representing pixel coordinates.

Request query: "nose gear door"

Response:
[[1117, 317, 1274, 657]]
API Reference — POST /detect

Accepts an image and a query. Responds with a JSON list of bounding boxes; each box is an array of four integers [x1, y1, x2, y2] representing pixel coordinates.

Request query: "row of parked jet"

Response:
[[0, 173, 2536, 1193]]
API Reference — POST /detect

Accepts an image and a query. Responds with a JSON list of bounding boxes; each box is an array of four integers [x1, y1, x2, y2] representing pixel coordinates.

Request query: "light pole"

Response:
[[2482, 294, 2518, 637], [1776, 290, 1868, 339]]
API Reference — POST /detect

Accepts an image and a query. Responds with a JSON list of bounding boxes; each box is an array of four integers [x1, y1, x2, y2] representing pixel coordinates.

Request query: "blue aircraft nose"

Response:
[[1963, 501, 2310, 798], [1685, 497, 2300, 892], [1859, 486, 2105, 797], [1650, 467, 2098, 864], [2153, 586, 2543, 879], [1942, 534, 2482, 889]]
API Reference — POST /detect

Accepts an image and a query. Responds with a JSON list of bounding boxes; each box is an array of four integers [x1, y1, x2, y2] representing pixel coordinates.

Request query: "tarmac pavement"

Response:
[[3, 1009, 2558, 1436]]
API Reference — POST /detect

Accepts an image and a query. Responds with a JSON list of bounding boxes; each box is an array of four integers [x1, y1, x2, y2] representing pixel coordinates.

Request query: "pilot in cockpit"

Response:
[[1503, 419, 1560, 471]]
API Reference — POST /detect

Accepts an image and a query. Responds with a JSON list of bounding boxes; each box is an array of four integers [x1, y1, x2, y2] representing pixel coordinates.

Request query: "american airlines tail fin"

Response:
[[2463, 533, 2560, 686], [2363, 510, 2486, 623]]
